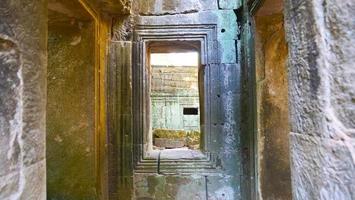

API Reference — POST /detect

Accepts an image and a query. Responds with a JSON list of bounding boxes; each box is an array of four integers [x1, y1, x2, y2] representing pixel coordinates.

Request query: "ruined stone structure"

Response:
[[0, 0, 354, 199], [151, 64, 200, 132]]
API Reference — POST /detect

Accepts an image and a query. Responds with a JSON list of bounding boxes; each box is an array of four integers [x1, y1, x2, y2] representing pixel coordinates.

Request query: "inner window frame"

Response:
[[147, 42, 203, 154]]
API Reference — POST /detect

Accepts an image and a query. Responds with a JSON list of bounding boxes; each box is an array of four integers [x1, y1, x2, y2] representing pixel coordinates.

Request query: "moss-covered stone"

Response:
[[153, 129, 200, 149]]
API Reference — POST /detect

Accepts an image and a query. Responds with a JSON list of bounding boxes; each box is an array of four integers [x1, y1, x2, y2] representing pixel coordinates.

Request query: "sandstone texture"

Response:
[[254, 10, 292, 200], [0, 0, 47, 199], [285, 0, 355, 199], [47, 15, 97, 199]]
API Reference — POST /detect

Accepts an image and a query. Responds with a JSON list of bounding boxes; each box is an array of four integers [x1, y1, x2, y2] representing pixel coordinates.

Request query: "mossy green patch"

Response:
[[153, 129, 200, 148]]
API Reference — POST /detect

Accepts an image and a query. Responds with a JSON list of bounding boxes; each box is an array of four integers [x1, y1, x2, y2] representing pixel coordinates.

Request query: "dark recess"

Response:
[[183, 107, 198, 115]]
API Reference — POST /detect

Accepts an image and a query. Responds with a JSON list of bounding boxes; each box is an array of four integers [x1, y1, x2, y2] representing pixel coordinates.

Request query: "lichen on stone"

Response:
[[153, 129, 200, 148]]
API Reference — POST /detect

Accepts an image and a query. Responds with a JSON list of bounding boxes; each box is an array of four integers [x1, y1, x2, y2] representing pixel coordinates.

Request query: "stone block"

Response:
[[220, 64, 240, 94], [208, 64, 223, 125], [285, 0, 355, 139], [290, 132, 355, 200], [216, 10, 239, 40], [133, 174, 239, 200], [285, 0, 327, 137], [20, 160, 46, 200], [284, 0, 307, 12], [154, 138, 186, 148], [218, 0, 242, 10], [135, 11, 218, 26], [218, 40, 237, 64], [136, 10, 239, 40], [0, 171, 20, 199], [208, 124, 224, 153], [95, 0, 132, 14], [0, 0, 47, 199], [0, 36, 21, 178], [207, 40, 219, 64], [137, 0, 201, 15], [325, 0, 355, 132], [200, 0, 219, 11]]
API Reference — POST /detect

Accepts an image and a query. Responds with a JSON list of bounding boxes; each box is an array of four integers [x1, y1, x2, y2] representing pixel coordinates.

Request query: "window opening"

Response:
[[150, 52, 201, 150], [183, 107, 199, 115]]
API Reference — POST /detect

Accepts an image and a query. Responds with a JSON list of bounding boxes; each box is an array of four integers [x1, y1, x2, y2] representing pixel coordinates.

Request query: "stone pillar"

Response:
[[285, 0, 355, 199], [0, 0, 47, 199]]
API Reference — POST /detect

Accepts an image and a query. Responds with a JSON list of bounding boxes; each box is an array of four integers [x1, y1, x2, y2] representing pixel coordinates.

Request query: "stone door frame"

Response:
[[132, 24, 222, 174]]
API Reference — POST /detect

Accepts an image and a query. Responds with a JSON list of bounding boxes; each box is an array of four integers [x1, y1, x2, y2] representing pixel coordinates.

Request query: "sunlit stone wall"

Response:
[[0, 0, 47, 199], [47, 5, 97, 199], [285, 0, 355, 199]]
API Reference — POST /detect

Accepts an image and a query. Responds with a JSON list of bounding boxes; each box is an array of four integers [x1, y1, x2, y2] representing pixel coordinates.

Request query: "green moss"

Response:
[[185, 130, 200, 146], [153, 129, 200, 148], [153, 129, 187, 139]]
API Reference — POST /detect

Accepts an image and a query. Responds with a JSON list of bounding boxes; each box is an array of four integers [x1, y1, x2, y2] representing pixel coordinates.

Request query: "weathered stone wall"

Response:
[[47, 13, 97, 199], [0, 0, 47, 199], [129, 0, 243, 199], [151, 66, 200, 131], [254, 4, 292, 200], [152, 96, 200, 131], [151, 66, 199, 96], [284, 0, 355, 199], [133, 0, 241, 15]]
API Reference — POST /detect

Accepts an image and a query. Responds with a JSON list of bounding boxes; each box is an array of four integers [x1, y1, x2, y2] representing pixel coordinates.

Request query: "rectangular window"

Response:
[[183, 108, 198, 115], [150, 51, 201, 150]]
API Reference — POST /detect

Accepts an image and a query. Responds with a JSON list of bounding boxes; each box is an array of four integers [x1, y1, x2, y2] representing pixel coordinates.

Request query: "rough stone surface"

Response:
[[285, 0, 355, 199], [290, 133, 355, 199], [133, 0, 230, 14], [151, 65, 200, 131], [218, 0, 242, 10], [134, 174, 238, 200], [135, 10, 239, 40], [112, 16, 134, 41], [254, 11, 292, 200], [47, 13, 97, 199], [134, 0, 219, 15], [90, 0, 132, 14], [0, 0, 47, 199]]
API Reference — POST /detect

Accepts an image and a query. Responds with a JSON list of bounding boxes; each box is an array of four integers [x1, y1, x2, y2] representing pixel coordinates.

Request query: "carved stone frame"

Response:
[[132, 24, 220, 174]]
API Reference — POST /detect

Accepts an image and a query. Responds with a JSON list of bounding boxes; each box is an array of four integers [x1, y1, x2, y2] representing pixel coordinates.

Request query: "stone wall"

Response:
[[152, 96, 200, 131], [151, 66, 199, 96], [128, 0, 243, 199], [47, 12, 97, 199], [284, 0, 355, 199], [254, 2, 292, 199], [0, 0, 47, 199], [151, 65, 200, 131]]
